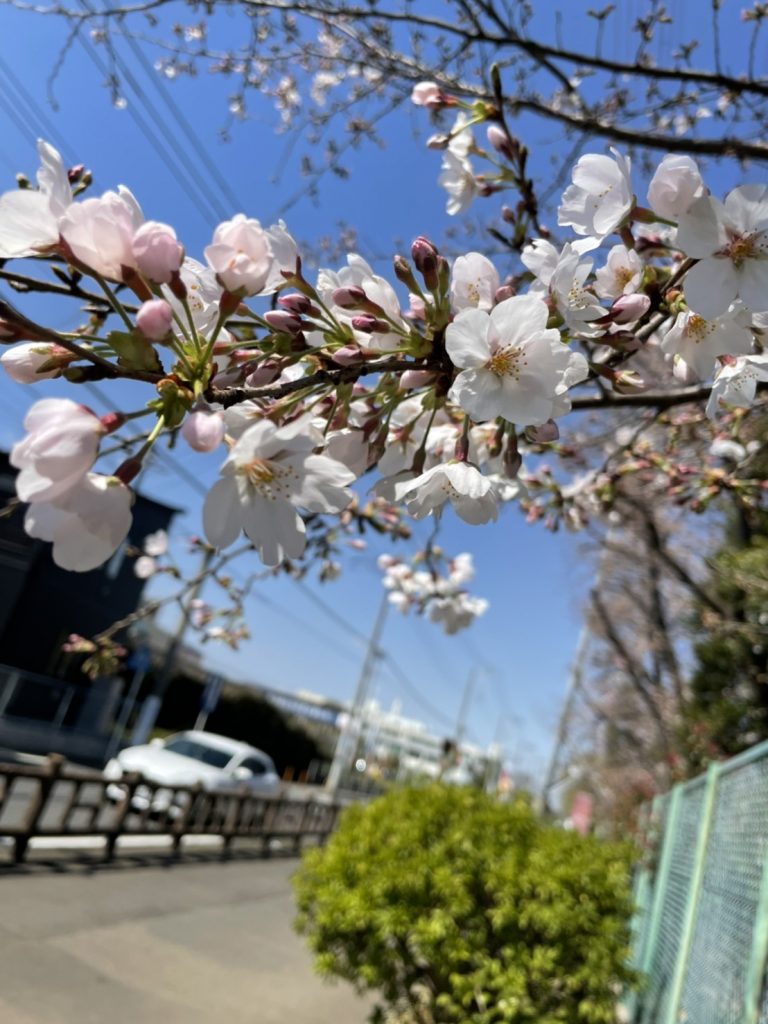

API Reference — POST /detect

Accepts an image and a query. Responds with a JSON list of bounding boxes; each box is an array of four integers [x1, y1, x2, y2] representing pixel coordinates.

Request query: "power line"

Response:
[[76, 25, 224, 227], [380, 652, 456, 732], [0, 53, 74, 162], [120, 33, 246, 215]]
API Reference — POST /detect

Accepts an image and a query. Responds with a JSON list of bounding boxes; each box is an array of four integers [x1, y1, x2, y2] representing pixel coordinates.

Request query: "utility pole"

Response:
[[130, 548, 214, 745], [537, 621, 589, 816], [325, 592, 389, 794], [455, 667, 479, 748]]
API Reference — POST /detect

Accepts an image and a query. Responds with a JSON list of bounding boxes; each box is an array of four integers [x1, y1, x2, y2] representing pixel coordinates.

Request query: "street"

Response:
[[0, 854, 373, 1024]]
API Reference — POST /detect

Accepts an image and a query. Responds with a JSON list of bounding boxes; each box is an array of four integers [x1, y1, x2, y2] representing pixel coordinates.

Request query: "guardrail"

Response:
[[0, 755, 341, 864]]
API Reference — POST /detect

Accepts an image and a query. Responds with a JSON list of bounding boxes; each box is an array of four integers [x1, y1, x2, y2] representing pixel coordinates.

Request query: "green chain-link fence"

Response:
[[626, 739, 768, 1024]]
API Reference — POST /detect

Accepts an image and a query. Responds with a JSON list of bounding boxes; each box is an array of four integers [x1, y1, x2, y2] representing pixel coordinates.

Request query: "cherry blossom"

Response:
[[547, 244, 606, 337], [11, 398, 105, 503], [450, 252, 500, 312], [395, 461, 498, 525], [594, 245, 643, 300], [181, 409, 226, 452], [204, 215, 297, 296], [136, 299, 173, 341], [677, 185, 768, 319], [0, 140, 71, 258], [557, 148, 634, 240], [705, 353, 768, 418], [647, 154, 705, 221], [24, 474, 132, 572], [203, 418, 355, 565], [661, 309, 755, 381], [60, 189, 143, 281], [445, 294, 588, 425], [132, 220, 184, 283]]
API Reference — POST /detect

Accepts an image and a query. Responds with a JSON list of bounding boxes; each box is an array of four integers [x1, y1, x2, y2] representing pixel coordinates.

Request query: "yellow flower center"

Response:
[[487, 346, 525, 380], [240, 457, 277, 486]]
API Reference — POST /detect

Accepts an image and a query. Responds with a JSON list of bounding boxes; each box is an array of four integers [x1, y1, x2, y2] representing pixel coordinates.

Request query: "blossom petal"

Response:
[[676, 196, 728, 257], [203, 477, 243, 548], [445, 309, 492, 368], [683, 258, 738, 320]]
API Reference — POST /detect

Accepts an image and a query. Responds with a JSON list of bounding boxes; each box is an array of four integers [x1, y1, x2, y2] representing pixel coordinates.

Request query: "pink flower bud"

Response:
[[1, 343, 64, 383], [494, 284, 515, 303], [245, 362, 281, 387], [115, 457, 142, 485], [331, 346, 365, 366], [525, 420, 559, 443], [332, 286, 367, 308], [99, 412, 125, 434], [181, 410, 226, 452], [132, 221, 184, 284], [136, 298, 173, 341], [399, 369, 435, 390], [611, 293, 651, 323], [411, 81, 445, 109], [486, 124, 517, 162], [278, 292, 314, 315], [263, 309, 303, 334], [351, 314, 389, 334]]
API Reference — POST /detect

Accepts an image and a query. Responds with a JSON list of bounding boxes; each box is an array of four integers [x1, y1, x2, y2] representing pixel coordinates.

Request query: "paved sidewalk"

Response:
[[0, 854, 372, 1024]]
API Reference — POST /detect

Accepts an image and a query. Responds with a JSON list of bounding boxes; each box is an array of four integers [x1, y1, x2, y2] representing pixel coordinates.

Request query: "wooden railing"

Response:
[[0, 755, 341, 864]]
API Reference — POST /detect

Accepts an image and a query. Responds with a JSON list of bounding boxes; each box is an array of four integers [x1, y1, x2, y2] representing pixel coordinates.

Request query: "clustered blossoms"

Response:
[[0, 123, 765, 633], [379, 551, 488, 634]]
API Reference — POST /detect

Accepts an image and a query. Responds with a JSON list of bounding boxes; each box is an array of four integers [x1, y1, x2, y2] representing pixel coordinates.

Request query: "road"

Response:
[[0, 855, 373, 1024]]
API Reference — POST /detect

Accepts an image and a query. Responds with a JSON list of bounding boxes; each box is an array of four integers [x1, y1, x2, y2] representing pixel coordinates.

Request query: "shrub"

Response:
[[294, 785, 636, 1023]]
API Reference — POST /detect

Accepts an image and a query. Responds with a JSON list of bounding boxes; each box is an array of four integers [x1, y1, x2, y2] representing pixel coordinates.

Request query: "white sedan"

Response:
[[104, 730, 281, 810]]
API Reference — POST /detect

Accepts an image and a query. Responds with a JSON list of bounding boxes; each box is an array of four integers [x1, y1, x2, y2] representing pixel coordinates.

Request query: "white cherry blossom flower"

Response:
[[60, 190, 143, 281], [24, 474, 133, 572], [705, 353, 768, 418], [647, 154, 705, 221], [395, 460, 498, 525], [677, 185, 768, 319], [428, 593, 489, 634], [548, 244, 606, 337], [557, 148, 634, 240], [594, 245, 643, 300], [203, 419, 355, 565], [446, 294, 588, 425], [143, 529, 168, 556], [0, 140, 71, 258], [11, 398, 105, 503], [451, 252, 500, 312], [311, 254, 407, 353], [661, 308, 755, 380], [438, 151, 476, 216], [204, 215, 298, 296]]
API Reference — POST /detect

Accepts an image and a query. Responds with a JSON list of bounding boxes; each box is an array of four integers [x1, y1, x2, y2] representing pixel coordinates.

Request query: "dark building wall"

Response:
[[0, 452, 176, 678]]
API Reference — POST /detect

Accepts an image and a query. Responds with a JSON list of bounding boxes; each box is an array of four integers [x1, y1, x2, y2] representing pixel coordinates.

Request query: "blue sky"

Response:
[[0, 1, 754, 774]]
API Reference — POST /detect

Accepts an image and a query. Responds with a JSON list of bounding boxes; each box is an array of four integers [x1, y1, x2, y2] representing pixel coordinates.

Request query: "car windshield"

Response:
[[163, 737, 233, 770]]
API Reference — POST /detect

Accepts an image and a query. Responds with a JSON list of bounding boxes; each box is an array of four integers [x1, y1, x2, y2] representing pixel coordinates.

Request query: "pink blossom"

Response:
[[132, 221, 184, 283], [60, 189, 143, 281], [136, 298, 173, 341], [411, 81, 445, 109], [24, 473, 133, 572], [181, 410, 226, 452], [11, 398, 105, 503], [204, 216, 298, 296]]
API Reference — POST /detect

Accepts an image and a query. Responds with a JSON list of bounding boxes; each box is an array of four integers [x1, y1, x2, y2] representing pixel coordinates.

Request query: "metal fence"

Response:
[[627, 739, 768, 1024], [0, 754, 340, 864]]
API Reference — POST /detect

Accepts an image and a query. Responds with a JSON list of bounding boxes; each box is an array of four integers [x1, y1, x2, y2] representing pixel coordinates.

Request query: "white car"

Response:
[[104, 730, 281, 810]]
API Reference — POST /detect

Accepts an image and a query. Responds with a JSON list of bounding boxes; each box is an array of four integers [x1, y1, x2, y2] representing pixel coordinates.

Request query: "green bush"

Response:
[[294, 785, 636, 1024]]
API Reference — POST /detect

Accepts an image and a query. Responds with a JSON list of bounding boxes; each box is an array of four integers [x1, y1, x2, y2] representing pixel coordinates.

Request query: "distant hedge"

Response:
[[294, 785, 636, 1023]]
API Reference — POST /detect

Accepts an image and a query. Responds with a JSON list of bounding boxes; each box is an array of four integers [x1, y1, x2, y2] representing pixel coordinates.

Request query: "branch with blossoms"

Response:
[[0, 116, 766, 642]]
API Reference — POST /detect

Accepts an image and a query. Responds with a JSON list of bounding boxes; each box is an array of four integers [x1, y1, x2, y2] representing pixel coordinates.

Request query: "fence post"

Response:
[[104, 772, 141, 861], [662, 761, 720, 1024], [743, 839, 768, 1023], [637, 785, 682, 994], [15, 753, 64, 863]]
